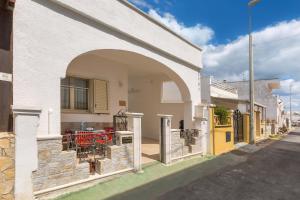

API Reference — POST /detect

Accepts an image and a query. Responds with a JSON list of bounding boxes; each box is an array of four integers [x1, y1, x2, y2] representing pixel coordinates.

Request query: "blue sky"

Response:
[[128, 0, 300, 111], [131, 0, 300, 44]]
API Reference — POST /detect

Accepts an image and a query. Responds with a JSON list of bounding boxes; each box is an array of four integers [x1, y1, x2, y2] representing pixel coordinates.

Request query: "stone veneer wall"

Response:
[[32, 138, 89, 192], [171, 130, 202, 160], [171, 130, 188, 159], [96, 143, 133, 175], [0, 132, 15, 200]]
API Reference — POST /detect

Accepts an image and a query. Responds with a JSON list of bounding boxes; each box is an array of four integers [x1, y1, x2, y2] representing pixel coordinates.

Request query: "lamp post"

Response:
[[248, 0, 260, 144]]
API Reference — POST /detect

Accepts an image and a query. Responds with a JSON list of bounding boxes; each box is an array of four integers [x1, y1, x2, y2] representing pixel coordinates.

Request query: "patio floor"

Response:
[[142, 137, 160, 164]]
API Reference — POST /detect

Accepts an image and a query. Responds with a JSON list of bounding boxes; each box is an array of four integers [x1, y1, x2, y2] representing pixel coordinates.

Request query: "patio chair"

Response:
[[104, 127, 116, 145], [74, 132, 96, 162], [62, 130, 75, 151], [95, 133, 113, 158]]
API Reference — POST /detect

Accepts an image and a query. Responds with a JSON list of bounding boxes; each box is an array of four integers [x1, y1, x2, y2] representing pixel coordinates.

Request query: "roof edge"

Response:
[[118, 0, 202, 52]]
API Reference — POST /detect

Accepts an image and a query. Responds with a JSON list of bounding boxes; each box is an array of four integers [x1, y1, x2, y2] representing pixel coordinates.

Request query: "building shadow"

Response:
[[105, 137, 300, 200]]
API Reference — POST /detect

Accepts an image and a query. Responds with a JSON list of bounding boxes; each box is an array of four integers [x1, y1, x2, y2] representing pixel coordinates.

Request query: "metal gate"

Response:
[[233, 109, 244, 144]]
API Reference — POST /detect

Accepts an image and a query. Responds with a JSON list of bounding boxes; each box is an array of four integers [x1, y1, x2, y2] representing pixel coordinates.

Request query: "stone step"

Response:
[[171, 130, 181, 141], [95, 158, 113, 174], [191, 137, 201, 145], [189, 144, 202, 154], [193, 130, 201, 137], [180, 138, 188, 146], [183, 145, 190, 155]]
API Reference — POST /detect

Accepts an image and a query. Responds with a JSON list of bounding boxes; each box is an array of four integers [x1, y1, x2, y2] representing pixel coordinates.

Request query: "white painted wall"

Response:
[[128, 75, 184, 140], [53, 0, 202, 67], [13, 0, 202, 136], [211, 86, 238, 99], [201, 76, 211, 104], [61, 54, 128, 123], [201, 76, 238, 104], [161, 81, 183, 103]]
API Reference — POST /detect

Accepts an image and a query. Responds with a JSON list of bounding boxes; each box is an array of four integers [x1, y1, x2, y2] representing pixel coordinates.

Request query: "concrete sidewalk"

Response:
[[56, 150, 246, 200], [56, 131, 300, 200], [158, 130, 300, 200]]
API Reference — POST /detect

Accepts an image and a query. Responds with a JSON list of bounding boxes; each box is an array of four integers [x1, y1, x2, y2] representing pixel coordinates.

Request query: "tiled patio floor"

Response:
[[142, 137, 160, 164]]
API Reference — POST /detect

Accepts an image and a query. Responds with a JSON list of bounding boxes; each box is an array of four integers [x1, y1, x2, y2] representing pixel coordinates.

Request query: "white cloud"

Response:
[[277, 79, 300, 95], [204, 20, 300, 81], [203, 19, 300, 110], [128, 0, 300, 110], [148, 9, 214, 46]]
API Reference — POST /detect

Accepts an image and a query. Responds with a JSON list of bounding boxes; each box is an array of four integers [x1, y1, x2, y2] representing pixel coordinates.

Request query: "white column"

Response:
[[126, 112, 144, 173], [194, 104, 209, 155], [12, 105, 41, 200], [157, 114, 172, 165]]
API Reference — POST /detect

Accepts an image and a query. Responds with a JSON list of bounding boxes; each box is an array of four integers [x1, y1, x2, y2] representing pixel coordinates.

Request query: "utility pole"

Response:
[[290, 83, 293, 126], [248, 0, 260, 144]]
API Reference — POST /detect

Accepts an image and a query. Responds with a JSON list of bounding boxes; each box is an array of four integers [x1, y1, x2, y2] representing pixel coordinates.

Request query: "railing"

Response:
[[113, 110, 128, 132], [211, 79, 238, 94], [214, 115, 232, 127]]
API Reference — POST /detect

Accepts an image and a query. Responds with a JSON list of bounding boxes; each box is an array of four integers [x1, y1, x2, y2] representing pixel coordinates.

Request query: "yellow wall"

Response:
[[213, 126, 234, 155], [243, 112, 264, 144], [243, 113, 250, 144], [209, 107, 214, 154], [255, 111, 261, 138], [210, 107, 234, 155]]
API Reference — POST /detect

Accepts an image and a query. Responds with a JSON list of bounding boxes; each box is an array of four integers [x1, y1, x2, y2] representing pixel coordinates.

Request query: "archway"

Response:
[[61, 49, 192, 165]]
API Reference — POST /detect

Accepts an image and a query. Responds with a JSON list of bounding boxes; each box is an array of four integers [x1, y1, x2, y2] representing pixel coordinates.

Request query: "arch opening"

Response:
[[61, 49, 192, 166]]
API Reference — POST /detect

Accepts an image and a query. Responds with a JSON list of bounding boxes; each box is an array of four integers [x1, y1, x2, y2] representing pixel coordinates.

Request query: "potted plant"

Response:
[[214, 106, 229, 125]]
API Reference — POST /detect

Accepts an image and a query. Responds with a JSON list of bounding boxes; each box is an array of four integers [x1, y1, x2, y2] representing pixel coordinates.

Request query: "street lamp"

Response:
[[248, 0, 260, 144]]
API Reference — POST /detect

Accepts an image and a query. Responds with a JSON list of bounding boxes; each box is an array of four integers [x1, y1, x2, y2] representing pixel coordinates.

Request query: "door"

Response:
[[233, 109, 244, 144]]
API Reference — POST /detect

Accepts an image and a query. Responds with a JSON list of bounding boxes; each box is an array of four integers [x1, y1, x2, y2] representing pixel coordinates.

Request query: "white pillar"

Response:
[[126, 112, 144, 173], [12, 106, 41, 200], [157, 114, 172, 165], [194, 104, 209, 155], [184, 101, 193, 129]]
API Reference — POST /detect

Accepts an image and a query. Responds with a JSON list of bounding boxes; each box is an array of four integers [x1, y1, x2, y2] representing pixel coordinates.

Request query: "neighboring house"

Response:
[[0, 1, 209, 200], [201, 76, 239, 104], [0, 1, 14, 200], [0, 0, 13, 132], [226, 79, 285, 131], [201, 76, 268, 154]]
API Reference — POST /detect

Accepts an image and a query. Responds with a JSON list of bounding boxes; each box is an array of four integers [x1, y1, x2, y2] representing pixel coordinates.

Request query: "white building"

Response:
[[201, 76, 268, 144], [226, 79, 284, 128], [3, 1, 209, 199]]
